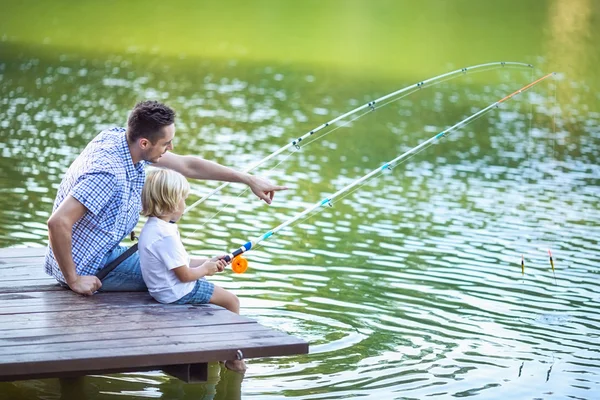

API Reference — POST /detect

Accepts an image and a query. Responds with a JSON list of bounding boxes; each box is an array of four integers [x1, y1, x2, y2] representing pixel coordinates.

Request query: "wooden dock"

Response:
[[0, 247, 308, 382]]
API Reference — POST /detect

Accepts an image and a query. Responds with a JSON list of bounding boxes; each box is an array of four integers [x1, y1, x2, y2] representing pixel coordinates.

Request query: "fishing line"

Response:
[[520, 67, 535, 281], [248, 101, 509, 256], [184, 65, 530, 242], [183, 64, 533, 213], [299, 65, 506, 151], [200, 90, 496, 254], [183, 87, 432, 235], [183, 106, 375, 237], [219, 73, 555, 266], [549, 80, 559, 286]]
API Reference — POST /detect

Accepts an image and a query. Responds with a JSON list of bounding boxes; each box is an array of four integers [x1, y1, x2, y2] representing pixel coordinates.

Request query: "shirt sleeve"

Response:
[[69, 172, 117, 216], [151, 234, 190, 270]]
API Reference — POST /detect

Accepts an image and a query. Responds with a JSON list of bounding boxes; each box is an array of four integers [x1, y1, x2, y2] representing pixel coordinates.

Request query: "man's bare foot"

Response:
[[224, 359, 247, 374]]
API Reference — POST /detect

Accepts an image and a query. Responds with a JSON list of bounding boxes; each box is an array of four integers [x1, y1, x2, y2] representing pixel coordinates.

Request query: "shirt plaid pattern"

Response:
[[45, 127, 149, 282]]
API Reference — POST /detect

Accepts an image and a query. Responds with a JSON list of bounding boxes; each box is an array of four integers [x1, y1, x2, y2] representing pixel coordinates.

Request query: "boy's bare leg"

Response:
[[209, 286, 246, 373], [209, 285, 240, 314]]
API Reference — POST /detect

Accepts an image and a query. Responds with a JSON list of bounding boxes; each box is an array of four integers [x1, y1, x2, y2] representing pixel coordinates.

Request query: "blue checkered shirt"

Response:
[[44, 127, 149, 282]]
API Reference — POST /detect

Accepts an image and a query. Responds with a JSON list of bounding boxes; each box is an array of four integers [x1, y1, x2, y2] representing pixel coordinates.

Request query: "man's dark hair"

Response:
[[127, 101, 176, 144]]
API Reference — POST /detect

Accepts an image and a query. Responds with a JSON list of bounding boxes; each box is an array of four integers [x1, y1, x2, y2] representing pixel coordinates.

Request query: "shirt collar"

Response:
[[150, 217, 179, 233], [119, 131, 143, 181]]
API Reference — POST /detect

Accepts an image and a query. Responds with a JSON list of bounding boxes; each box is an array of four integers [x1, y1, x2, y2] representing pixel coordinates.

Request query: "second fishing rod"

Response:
[[223, 73, 556, 273]]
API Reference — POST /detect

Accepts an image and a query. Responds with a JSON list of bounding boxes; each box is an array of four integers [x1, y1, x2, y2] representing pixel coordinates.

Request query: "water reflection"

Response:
[[5, 363, 244, 400]]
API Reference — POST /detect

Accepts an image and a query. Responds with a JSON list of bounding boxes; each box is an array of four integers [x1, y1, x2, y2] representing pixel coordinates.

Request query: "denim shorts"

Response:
[[172, 278, 215, 305]]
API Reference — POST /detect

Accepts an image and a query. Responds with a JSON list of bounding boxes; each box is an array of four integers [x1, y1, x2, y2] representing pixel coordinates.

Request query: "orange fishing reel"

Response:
[[231, 256, 248, 274]]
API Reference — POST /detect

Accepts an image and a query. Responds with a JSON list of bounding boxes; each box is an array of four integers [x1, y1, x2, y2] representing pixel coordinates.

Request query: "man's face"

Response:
[[141, 124, 175, 163]]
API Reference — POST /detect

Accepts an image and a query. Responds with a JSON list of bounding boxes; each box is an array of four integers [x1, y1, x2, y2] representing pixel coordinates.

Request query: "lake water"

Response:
[[1, 0, 599, 399]]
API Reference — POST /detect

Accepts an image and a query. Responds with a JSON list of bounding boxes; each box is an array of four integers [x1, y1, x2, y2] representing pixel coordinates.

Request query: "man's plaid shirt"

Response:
[[44, 127, 148, 282]]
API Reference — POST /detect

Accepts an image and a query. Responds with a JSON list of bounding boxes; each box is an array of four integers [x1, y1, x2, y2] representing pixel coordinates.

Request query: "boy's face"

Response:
[[170, 196, 187, 222]]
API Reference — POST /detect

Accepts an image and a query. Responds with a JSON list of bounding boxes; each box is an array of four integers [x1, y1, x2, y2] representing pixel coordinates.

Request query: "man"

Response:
[[45, 101, 285, 296]]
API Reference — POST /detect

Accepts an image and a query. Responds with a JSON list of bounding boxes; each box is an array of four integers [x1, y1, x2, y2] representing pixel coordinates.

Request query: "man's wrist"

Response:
[[238, 172, 253, 186], [64, 272, 79, 286]]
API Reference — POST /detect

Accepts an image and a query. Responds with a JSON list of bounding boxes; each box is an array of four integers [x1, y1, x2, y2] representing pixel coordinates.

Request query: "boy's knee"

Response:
[[227, 293, 240, 311], [210, 286, 240, 313]]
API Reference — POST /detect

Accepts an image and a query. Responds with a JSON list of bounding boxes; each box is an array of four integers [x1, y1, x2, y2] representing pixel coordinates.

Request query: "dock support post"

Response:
[[59, 376, 86, 400], [163, 363, 208, 383]]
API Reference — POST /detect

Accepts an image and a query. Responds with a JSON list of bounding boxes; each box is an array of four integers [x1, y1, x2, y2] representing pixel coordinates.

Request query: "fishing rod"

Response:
[[224, 72, 555, 273], [184, 61, 533, 215], [98, 64, 537, 280]]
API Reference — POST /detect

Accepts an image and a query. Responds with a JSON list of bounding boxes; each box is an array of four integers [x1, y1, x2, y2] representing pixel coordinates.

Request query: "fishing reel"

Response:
[[231, 256, 248, 274]]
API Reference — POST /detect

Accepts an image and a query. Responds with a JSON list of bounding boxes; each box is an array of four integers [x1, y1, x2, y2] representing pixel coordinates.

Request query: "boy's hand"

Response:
[[201, 261, 220, 276], [211, 255, 230, 272]]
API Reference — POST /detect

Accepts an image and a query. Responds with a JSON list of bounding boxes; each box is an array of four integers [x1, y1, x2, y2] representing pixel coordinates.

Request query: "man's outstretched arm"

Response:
[[156, 152, 287, 204], [47, 196, 102, 295]]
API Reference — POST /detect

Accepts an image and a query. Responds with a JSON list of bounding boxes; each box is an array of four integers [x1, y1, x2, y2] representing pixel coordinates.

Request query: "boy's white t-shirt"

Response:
[[138, 217, 195, 303]]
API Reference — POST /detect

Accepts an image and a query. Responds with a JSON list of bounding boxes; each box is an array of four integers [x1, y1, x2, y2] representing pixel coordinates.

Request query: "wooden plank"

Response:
[[0, 255, 45, 262], [0, 247, 46, 259], [0, 303, 223, 325], [0, 333, 307, 379], [0, 278, 60, 287], [0, 290, 159, 301], [0, 254, 60, 292], [0, 259, 46, 269], [0, 272, 49, 281], [0, 294, 165, 314], [0, 322, 264, 348], [0, 267, 49, 280], [0, 290, 153, 305], [0, 311, 250, 339], [0, 328, 290, 356], [0, 258, 52, 289], [0, 291, 250, 315], [0, 281, 64, 293], [0, 290, 81, 301], [0, 310, 222, 331]]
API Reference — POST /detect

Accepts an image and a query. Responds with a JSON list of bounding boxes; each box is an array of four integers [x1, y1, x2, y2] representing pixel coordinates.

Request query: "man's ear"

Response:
[[139, 138, 150, 149]]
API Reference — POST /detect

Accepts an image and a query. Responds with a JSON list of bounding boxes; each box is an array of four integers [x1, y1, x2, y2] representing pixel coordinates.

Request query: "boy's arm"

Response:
[[172, 261, 222, 283], [189, 256, 208, 268], [190, 255, 229, 271]]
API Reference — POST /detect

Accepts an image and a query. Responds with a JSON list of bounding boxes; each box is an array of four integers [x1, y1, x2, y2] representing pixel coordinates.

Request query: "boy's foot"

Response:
[[224, 359, 247, 374]]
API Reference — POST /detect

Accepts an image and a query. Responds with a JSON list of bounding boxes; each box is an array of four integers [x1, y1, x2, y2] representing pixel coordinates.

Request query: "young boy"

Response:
[[139, 168, 246, 373]]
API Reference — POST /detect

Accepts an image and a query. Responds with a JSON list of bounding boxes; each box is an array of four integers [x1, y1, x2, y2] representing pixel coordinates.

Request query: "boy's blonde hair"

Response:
[[142, 168, 190, 217]]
